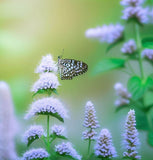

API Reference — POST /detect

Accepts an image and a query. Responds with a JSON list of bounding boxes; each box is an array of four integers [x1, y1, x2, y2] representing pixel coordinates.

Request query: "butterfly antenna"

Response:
[[58, 48, 64, 59], [61, 48, 64, 58]]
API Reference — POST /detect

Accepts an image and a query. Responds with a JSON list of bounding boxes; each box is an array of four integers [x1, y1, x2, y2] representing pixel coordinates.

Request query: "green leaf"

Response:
[[128, 76, 145, 100], [115, 105, 129, 112], [134, 107, 149, 131], [146, 76, 153, 90], [142, 37, 153, 49], [50, 133, 67, 140], [52, 88, 58, 95], [126, 17, 143, 26], [37, 112, 64, 122], [92, 58, 125, 76], [56, 153, 77, 160], [32, 88, 58, 97], [128, 76, 153, 100], [27, 135, 40, 147], [144, 91, 153, 106], [148, 131, 153, 146], [106, 36, 124, 53]]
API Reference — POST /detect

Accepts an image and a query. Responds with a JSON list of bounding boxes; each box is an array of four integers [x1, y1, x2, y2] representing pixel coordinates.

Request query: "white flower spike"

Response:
[[95, 129, 117, 158], [35, 54, 58, 73], [85, 24, 124, 44], [31, 72, 60, 93], [25, 97, 68, 121], [22, 148, 49, 160], [123, 109, 141, 159], [55, 142, 82, 160], [23, 125, 44, 145]]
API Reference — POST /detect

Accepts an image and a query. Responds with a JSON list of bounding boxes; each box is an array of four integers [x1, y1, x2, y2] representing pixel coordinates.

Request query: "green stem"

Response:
[[47, 115, 50, 159], [88, 138, 91, 155], [135, 23, 145, 80]]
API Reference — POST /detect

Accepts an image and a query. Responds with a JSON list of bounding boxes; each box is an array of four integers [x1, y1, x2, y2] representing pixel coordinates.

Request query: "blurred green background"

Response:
[[0, 0, 153, 159]]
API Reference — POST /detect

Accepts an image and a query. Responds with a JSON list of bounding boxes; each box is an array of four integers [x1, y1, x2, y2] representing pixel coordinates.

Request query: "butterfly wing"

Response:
[[58, 58, 88, 80]]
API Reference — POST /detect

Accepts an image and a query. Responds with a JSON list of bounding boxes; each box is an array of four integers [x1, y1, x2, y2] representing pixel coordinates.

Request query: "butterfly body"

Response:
[[58, 56, 88, 80]]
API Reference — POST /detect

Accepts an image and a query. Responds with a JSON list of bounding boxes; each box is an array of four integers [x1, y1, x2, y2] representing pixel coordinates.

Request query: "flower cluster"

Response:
[[82, 101, 100, 140], [31, 72, 60, 93], [121, 0, 148, 24], [51, 125, 66, 136], [121, 39, 137, 54], [25, 97, 68, 121], [85, 24, 124, 44], [95, 129, 117, 158], [120, 0, 144, 6], [23, 125, 44, 145], [22, 148, 49, 160], [123, 109, 141, 159], [142, 49, 153, 61], [35, 54, 58, 73], [55, 142, 82, 160], [114, 82, 131, 107], [82, 129, 97, 140]]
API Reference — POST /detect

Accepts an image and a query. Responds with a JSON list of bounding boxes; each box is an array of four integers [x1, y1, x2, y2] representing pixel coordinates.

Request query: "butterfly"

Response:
[[58, 56, 88, 80]]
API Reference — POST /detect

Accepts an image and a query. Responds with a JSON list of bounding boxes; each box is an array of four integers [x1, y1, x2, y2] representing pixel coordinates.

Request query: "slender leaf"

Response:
[[92, 58, 125, 76], [146, 76, 153, 89], [128, 76, 153, 100], [56, 153, 77, 160], [126, 17, 143, 26], [37, 112, 64, 122], [27, 135, 40, 147], [134, 107, 149, 131], [106, 36, 124, 53], [32, 88, 58, 97], [127, 76, 145, 100], [142, 37, 153, 49], [115, 105, 129, 112], [50, 133, 67, 140]]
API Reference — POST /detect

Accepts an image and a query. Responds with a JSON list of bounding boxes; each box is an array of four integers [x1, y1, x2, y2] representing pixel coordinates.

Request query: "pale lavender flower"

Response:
[[23, 125, 44, 145], [142, 49, 153, 61], [95, 129, 117, 158], [22, 148, 49, 160], [82, 101, 100, 140], [120, 0, 144, 6], [85, 24, 124, 44], [122, 6, 149, 24], [55, 142, 82, 160], [114, 83, 131, 107], [35, 54, 58, 73], [115, 98, 130, 107], [51, 125, 66, 136], [82, 129, 97, 140], [83, 101, 100, 129], [121, 39, 137, 54], [31, 72, 60, 93], [123, 109, 141, 159], [0, 81, 18, 160], [114, 83, 131, 99], [25, 97, 68, 121]]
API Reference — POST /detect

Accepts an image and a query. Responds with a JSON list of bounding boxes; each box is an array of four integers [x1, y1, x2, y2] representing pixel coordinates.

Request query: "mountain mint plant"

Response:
[[20, 53, 143, 160], [22, 54, 81, 160], [82, 101, 100, 157], [85, 0, 153, 148]]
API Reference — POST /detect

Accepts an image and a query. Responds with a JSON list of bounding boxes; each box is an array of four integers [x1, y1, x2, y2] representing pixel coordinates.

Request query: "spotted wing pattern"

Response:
[[58, 57, 88, 80]]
